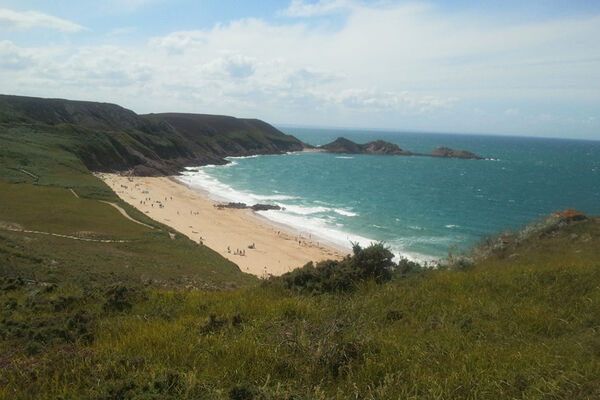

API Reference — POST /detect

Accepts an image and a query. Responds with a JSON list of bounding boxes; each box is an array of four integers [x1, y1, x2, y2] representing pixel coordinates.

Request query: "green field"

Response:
[[1, 97, 599, 399]]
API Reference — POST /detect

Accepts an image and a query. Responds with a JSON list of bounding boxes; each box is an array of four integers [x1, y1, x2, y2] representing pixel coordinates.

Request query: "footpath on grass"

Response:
[[0, 224, 129, 243]]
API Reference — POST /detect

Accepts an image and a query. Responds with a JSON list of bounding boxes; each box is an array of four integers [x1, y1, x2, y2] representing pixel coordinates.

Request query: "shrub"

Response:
[[103, 284, 139, 312], [271, 242, 396, 294], [229, 384, 254, 400], [397, 257, 424, 274]]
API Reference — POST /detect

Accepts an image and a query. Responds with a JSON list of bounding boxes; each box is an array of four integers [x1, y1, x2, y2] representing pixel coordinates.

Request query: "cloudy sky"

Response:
[[1, 0, 599, 139]]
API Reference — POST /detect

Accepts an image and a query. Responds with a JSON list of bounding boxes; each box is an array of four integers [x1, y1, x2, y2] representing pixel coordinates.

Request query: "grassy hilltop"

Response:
[[1, 95, 599, 399]]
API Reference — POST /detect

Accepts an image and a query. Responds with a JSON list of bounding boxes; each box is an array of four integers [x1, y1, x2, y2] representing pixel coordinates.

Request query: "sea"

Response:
[[178, 127, 600, 263]]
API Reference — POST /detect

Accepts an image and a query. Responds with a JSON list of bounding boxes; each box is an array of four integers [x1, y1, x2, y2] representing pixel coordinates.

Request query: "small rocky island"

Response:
[[318, 137, 483, 160]]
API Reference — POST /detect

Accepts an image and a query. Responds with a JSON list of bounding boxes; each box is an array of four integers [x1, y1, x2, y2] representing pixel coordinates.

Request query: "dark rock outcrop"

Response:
[[320, 137, 482, 160], [428, 147, 483, 160], [215, 202, 282, 211], [321, 137, 367, 154], [321, 137, 412, 155], [361, 140, 413, 155], [251, 204, 282, 211]]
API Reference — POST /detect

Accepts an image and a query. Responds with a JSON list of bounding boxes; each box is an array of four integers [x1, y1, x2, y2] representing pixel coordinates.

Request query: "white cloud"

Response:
[[106, 27, 138, 37], [0, 40, 33, 69], [1, 2, 599, 137], [281, 0, 354, 17], [0, 8, 85, 32]]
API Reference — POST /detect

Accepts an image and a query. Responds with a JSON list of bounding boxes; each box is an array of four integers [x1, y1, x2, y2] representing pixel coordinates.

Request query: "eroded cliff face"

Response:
[[0, 95, 305, 176]]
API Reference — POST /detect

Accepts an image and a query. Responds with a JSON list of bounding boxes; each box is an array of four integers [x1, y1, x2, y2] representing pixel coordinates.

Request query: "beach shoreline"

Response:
[[99, 173, 347, 277], [172, 175, 352, 255]]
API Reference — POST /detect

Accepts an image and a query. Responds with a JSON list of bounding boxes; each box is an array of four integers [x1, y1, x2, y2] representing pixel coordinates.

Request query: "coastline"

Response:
[[99, 173, 346, 277]]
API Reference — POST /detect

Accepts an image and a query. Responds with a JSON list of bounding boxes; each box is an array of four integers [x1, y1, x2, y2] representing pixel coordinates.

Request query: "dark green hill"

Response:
[[143, 112, 304, 160], [0, 94, 304, 177]]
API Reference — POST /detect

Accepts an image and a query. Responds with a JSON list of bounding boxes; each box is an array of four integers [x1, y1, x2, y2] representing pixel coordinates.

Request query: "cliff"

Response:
[[0, 95, 305, 176], [320, 137, 482, 159]]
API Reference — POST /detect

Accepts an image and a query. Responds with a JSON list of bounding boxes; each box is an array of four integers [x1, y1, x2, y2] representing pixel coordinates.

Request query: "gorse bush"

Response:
[[270, 242, 396, 294]]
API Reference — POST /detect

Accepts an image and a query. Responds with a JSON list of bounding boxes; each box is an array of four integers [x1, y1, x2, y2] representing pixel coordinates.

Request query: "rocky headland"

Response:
[[0, 95, 305, 176]]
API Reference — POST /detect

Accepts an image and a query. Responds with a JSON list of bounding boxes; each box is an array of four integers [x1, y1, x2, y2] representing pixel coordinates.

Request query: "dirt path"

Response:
[[100, 201, 154, 229], [69, 188, 79, 198], [19, 169, 39, 184], [0, 226, 128, 243]]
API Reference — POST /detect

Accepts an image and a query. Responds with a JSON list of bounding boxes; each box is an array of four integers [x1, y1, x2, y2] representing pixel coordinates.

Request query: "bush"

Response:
[[271, 243, 396, 294], [396, 257, 424, 274], [229, 384, 254, 400], [103, 284, 140, 312]]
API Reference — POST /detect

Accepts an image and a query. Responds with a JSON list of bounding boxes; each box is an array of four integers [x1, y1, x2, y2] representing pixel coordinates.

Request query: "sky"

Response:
[[1, 0, 599, 139]]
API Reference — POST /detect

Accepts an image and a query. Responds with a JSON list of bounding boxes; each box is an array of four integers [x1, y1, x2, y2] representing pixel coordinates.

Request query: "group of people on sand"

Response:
[[227, 244, 254, 256], [136, 191, 174, 209]]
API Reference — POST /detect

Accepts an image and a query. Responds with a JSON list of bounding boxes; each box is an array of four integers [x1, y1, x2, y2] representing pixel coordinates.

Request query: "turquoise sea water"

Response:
[[179, 128, 600, 262]]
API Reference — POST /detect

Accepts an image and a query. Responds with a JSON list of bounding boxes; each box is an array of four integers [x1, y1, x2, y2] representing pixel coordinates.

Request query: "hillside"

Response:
[[1, 206, 598, 398], [0, 94, 304, 177]]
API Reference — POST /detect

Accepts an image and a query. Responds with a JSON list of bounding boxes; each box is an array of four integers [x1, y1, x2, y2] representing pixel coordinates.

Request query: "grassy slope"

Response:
[[0, 122, 257, 290], [142, 113, 305, 157], [1, 95, 599, 399], [0, 95, 304, 176], [1, 218, 598, 399]]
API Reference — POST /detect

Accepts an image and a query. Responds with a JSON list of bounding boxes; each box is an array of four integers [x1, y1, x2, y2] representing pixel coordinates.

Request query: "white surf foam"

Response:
[[282, 204, 332, 215], [334, 208, 358, 217], [260, 209, 373, 252], [252, 194, 298, 201], [180, 168, 296, 204], [178, 169, 255, 203], [226, 155, 260, 160], [179, 166, 440, 265]]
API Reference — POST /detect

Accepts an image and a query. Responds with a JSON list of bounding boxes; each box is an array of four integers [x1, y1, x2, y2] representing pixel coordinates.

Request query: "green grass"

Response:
[[1, 114, 257, 291], [1, 218, 599, 399], [1, 108, 599, 399], [0, 181, 255, 289]]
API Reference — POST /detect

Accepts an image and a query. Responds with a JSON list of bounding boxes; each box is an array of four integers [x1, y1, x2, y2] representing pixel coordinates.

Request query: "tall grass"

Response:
[[2, 217, 599, 399]]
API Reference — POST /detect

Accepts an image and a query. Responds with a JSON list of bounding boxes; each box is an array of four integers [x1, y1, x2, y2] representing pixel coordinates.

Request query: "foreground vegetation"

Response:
[[1, 94, 599, 398], [2, 198, 599, 398]]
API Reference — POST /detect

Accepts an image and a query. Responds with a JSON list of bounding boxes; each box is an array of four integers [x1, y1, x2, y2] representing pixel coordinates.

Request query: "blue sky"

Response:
[[1, 0, 599, 139]]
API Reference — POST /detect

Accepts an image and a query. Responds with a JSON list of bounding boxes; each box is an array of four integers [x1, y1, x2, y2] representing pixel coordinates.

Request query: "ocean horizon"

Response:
[[178, 127, 600, 263]]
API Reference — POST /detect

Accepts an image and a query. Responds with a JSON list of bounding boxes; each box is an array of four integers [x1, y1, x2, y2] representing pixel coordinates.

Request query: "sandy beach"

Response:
[[100, 173, 346, 276]]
